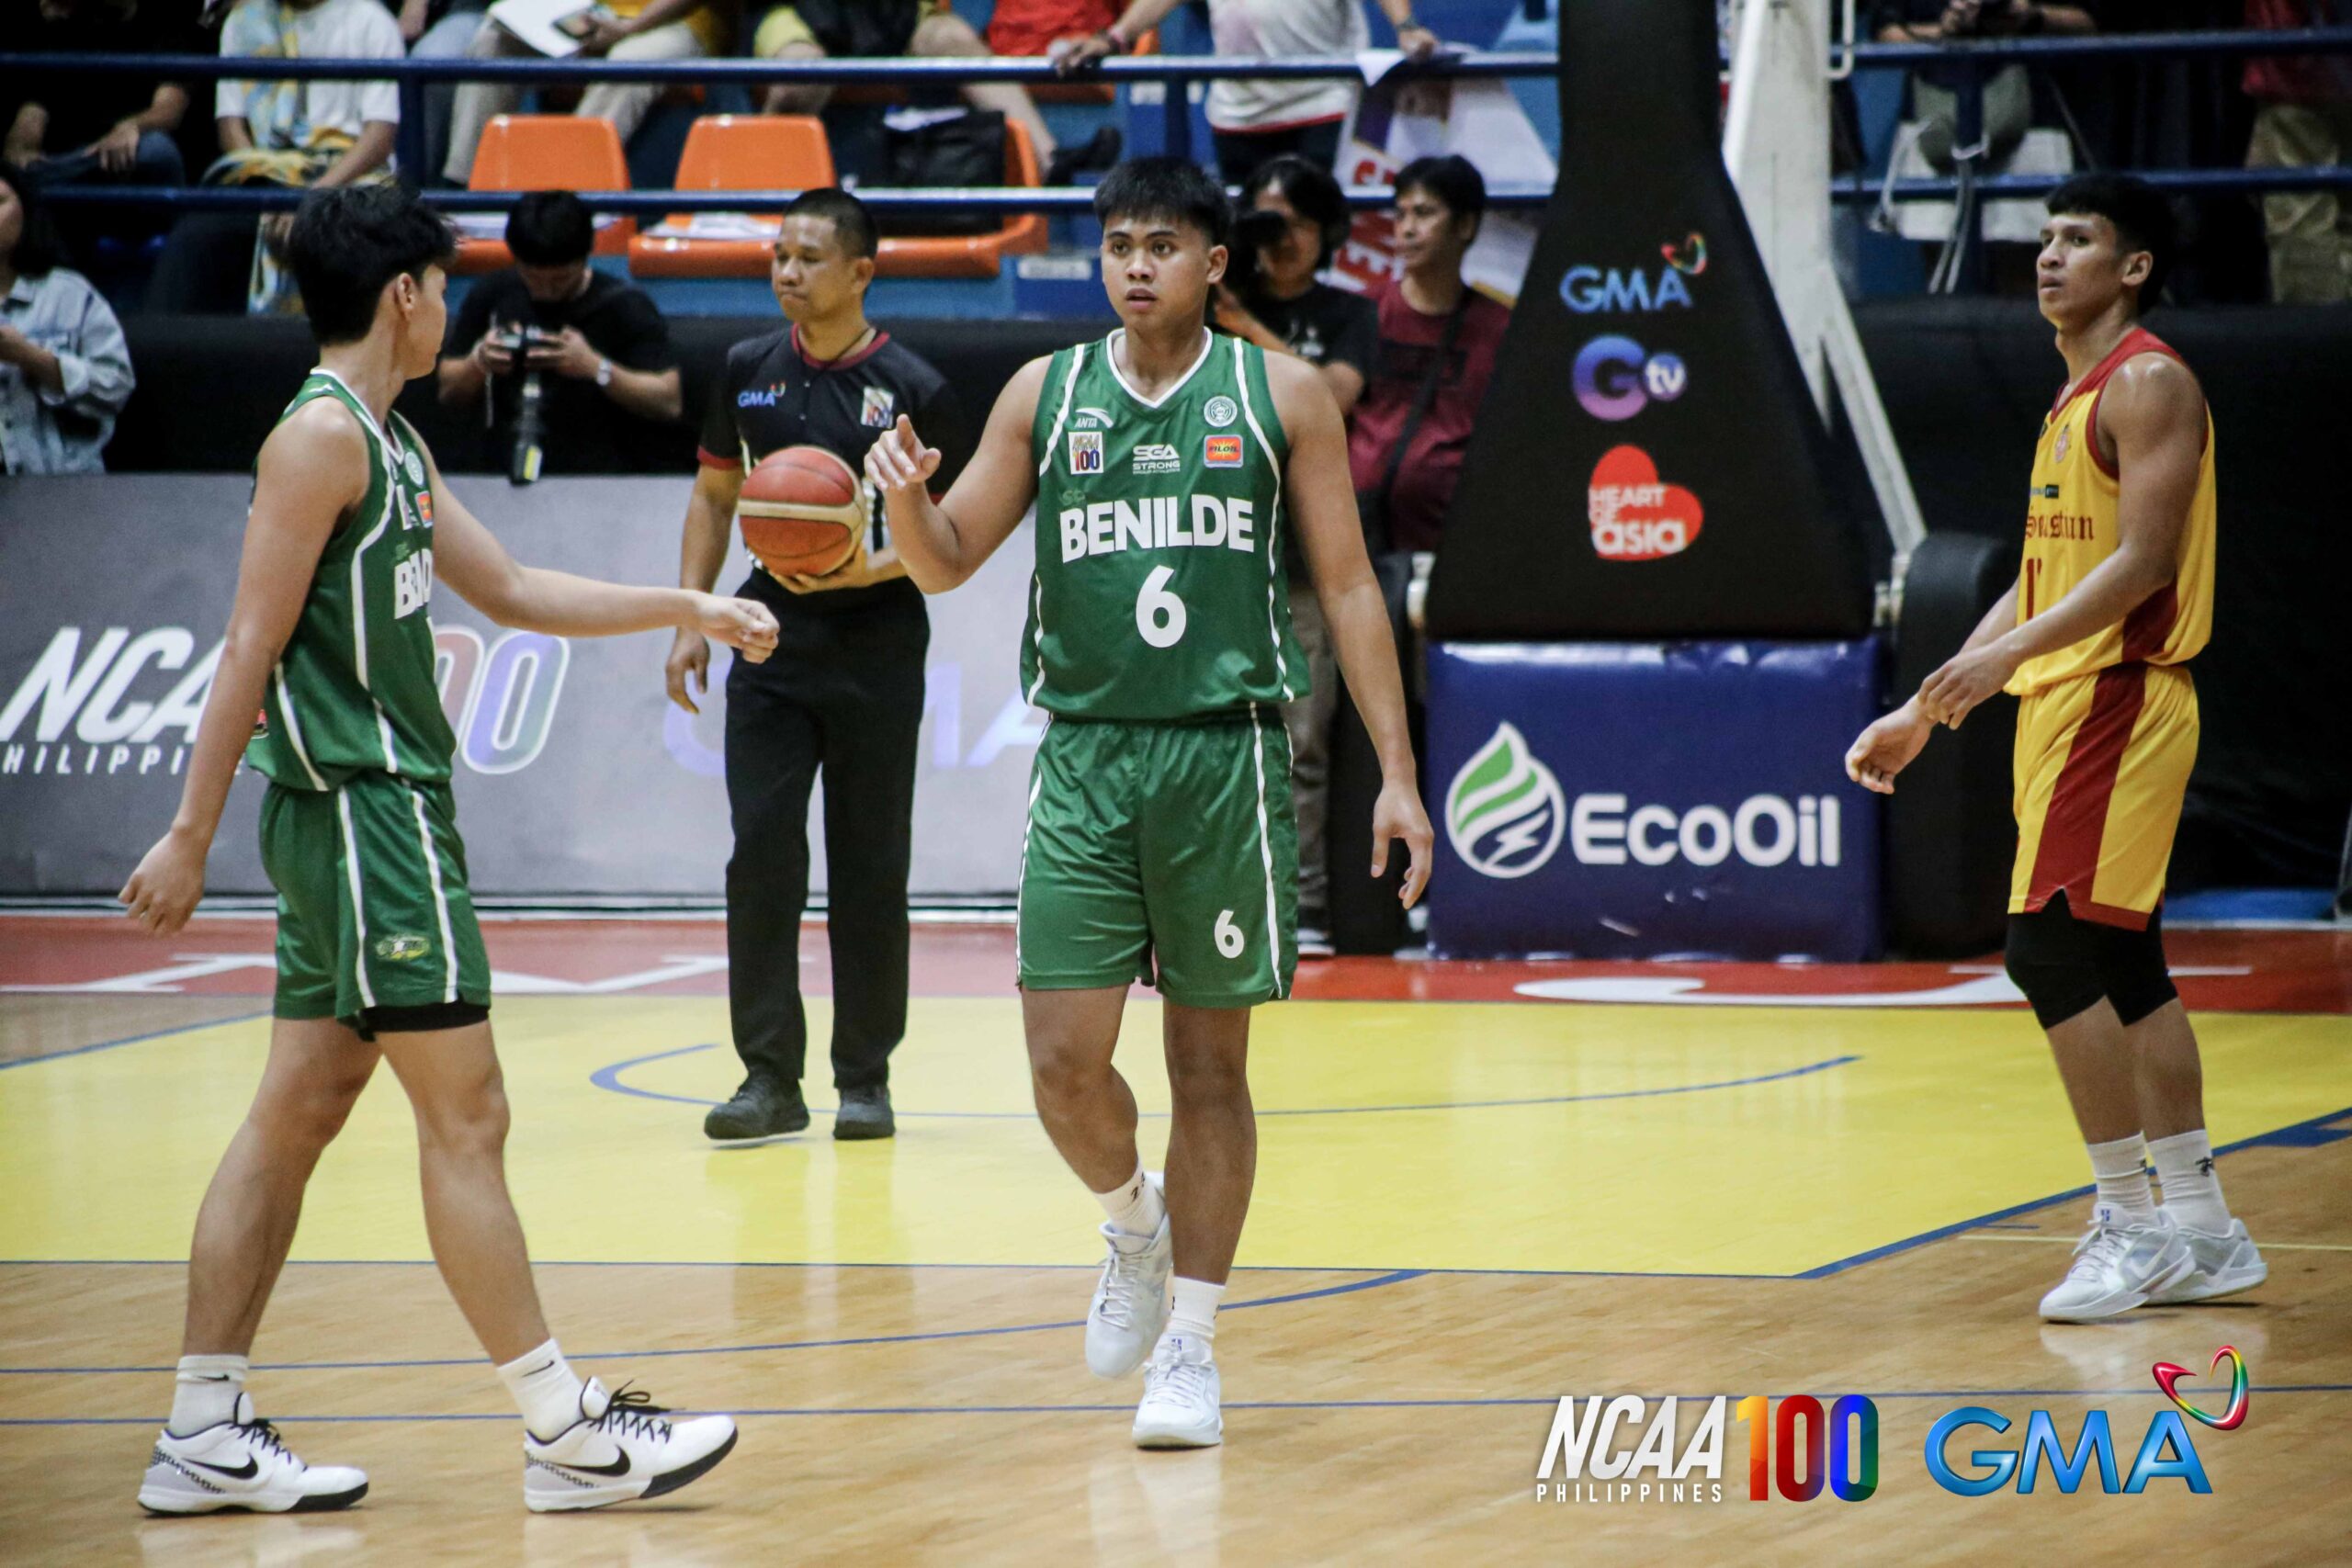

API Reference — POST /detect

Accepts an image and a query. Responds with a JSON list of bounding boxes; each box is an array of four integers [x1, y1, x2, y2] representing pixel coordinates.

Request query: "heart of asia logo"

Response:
[[1587, 444, 1703, 561]]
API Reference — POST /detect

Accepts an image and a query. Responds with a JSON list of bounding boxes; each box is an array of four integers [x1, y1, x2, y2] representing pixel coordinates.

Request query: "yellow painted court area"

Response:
[[6, 997, 2346, 1276]]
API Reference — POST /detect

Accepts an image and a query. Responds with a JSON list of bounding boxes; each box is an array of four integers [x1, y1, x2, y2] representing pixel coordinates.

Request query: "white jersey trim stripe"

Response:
[[1035, 344, 1088, 479], [1012, 722, 1049, 976], [271, 664, 328, 792], [335, 788, 376, 1010], [1247, 702, 1285, 999], [405, 782, 460, 1005], [1231, 339, 1295, 701], [1102, 328, 1215, 412], [1024, 574, 1049, 705]]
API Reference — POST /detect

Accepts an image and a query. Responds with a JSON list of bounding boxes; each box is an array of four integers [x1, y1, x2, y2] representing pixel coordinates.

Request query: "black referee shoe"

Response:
[[832, 1085, 895, 1142], [703, 1077, 809, 1145]]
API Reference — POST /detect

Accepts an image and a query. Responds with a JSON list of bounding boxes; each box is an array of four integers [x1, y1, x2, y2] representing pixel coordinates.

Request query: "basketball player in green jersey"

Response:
[[117, 186, 775, 1515], [866, 158, 1433, 1449]]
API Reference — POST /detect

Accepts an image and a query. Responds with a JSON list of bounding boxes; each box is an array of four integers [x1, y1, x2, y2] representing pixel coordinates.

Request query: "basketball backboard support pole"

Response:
[[1724, 0, 1927, 565]]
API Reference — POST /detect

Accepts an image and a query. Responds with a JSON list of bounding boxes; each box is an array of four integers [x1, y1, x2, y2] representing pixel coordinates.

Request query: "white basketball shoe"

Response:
[[522, 1380, 738, 1513], [138, 1393, 368, 1515], [2039, 1204, 2196, 1322], [1085, 1173, 1172, 1380], [2150, 1217, 2268, 1304], [1133, 1335, 1223, 1450]]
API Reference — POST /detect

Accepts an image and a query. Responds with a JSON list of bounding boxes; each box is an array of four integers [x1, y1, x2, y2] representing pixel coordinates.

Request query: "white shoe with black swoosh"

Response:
[[523, 1379, 738, 1513], [138, 1393, 368, 1514]]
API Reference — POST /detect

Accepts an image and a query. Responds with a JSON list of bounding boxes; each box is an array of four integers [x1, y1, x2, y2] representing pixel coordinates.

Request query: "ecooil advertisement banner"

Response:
[[0, 474, 1046, 899], [1425, 639, 1883, 960]]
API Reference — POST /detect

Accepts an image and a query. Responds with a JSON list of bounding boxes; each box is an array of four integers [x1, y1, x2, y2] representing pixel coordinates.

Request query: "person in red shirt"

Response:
[[1345, 155, 1510, 556], [988, 0, 1118, 57]]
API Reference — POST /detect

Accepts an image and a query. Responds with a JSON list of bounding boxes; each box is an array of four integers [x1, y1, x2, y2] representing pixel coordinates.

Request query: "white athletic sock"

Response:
[[1092, 1167, 1166, 1238], [167, 1354, 249, 1436], [2150, 1129, 2232, 1234], [1165, 1277, 1226, 1345], [497, 1339, 587, 1442], [2086, 1134, 2155, 1218]]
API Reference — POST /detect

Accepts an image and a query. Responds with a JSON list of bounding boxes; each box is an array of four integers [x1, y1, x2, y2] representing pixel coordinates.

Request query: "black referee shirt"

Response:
[[699, 324, 971, 615]]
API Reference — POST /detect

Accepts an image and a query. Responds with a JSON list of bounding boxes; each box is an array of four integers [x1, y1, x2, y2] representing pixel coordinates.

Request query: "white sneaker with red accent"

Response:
[[138, 1393, 368, 1515], [522, 1380, 738, 1512]]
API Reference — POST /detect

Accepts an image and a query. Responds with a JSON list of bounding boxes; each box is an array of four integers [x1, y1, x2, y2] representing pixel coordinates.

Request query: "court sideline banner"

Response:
[[0, 476, 1045, 899]]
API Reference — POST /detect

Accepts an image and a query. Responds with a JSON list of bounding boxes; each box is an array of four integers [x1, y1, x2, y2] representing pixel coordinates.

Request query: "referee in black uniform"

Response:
[[666, 188, 968, 1145]]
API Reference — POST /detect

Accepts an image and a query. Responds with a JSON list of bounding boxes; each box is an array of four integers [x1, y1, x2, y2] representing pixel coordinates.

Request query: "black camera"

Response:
[[1223, 206, 1295, 306]]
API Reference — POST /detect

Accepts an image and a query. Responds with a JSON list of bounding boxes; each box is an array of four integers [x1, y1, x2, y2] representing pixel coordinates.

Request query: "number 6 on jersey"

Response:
[[1136, 566, 1187, 648]]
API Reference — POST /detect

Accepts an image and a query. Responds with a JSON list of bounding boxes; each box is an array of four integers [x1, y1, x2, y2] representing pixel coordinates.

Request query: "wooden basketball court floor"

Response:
[[3, 913, 2347, 1565]]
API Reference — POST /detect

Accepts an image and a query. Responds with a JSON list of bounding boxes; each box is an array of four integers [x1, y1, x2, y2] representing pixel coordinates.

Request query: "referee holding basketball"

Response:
[[667, 188, 968, 1145]]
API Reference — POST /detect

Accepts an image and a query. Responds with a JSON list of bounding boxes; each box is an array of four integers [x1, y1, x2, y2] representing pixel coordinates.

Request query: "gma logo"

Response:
[[1925, 1407, 2211, 1495]]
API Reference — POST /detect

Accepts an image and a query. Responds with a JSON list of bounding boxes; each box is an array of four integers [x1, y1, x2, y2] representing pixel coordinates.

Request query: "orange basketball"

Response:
[[737, 445, 867, 578]]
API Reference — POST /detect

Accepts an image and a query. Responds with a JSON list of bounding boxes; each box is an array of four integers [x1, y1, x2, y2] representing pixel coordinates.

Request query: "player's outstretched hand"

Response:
[[665, 628, 710, 715], [864, 415, 942, 500], [1372, 778, 1436, 908], [1917, 641, 2020, 729], [119, 828, 206, 937], [1844, 700, 1934, 795], [695, 594, 780, 664]]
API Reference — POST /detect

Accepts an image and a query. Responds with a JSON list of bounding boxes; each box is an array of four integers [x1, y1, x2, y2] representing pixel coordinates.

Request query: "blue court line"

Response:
[[1795, 1101, 2352, 1279], [0, 1269, 1424, 1377], [0, 1010, 272, 1071], [7, 1384, 2348, 1427], [591, 1043, 1861, 1119]]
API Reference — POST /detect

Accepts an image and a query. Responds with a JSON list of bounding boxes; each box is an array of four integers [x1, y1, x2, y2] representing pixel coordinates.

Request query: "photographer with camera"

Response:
[[1213, 154, 1377, 956], [436, 190, 683, 479]]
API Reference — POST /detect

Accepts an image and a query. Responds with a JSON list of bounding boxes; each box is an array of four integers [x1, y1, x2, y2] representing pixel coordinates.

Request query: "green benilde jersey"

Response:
[[1023, 330, 1306, 720], [247, 369, 458, 790]]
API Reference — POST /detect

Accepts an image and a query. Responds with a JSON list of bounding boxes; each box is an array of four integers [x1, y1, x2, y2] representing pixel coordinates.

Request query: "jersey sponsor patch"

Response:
[[1204, 395, 1238, 429], [1132, 442, 1182, 475], [860, 387, 896, 428], [393, 548, 435, 620], [374, 933, 431, 963], [1204, 434, 1243, 469], [1072, 405, 1116, 430], [2053, 425, 2072, 464], [1069, 430, 1104, 475]]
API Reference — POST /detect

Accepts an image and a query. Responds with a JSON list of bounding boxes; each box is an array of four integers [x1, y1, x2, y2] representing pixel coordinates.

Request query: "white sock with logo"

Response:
[[497, 1339, 587, 1442], [1164, 1277, 1226, 1347], [1092, 1167, 1165, 1239], [2086, 1134, 2155, 1218], [2150, 1129, 2232, 1234], [167, 1354, 249, 1437]]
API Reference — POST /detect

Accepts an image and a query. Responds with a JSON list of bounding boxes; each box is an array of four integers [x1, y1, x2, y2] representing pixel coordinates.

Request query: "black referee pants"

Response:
[[723, 577, 927, 1093]]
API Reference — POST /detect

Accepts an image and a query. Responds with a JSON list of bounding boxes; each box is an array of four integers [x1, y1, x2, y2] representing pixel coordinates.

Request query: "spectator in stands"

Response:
[[752, 0, 1117, 186], [1058, 0, 1440, 185], [1216, 153, 1376, 958], [1345, 154, 1506, 558], [0, 163, 135, 475], [1868, 0, 2097, 171], [436, 190, 684, 473], [149, 0, 403, 315], [3, 0, 196, 207], [443, 0, 732, 186], [398, 0, 489, 186], [2244, 0, 2352, 303]]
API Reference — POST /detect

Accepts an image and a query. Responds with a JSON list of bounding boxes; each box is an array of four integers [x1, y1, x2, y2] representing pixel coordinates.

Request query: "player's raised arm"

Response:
[[119, 402, 368, 935], [865, 355, 1049, 593], [419, 436, 780, 659], [1266, 353, 1436, 908]]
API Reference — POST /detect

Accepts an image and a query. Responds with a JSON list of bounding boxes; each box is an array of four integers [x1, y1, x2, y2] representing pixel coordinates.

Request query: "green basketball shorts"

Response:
[[1016, 709, 1298, 1009], [260, 773, 492, 1029]]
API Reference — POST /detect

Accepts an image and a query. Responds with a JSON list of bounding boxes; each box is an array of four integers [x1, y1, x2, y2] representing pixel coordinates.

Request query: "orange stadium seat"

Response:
[[626, 116, 837, 279], [452, 116, 636, 276], [875, 117, 1047, 279]]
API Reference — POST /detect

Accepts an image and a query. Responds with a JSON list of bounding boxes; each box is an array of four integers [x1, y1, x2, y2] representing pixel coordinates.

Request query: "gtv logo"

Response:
[[1925, 1408, 2211, 1495], [1573, 336, 1687, 421]]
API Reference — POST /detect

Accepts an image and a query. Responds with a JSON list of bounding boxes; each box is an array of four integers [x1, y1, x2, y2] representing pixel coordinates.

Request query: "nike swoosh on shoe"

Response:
[[185, 1457, 261, 1481], [550, 1452, 631, 1478]]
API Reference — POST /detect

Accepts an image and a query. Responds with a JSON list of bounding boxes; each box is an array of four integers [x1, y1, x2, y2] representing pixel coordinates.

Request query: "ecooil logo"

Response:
[[1446, 723, 1566, 878], [1574, 336, 1687, 421]]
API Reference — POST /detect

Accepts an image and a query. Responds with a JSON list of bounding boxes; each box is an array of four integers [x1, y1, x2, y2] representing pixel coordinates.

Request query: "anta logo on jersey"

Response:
[[1131, 442, 1182, 476], [1068, 430, 1104, 475], [1059, 496, 1259, 562], [1589, 445, 1704, 561], [1204, 435, 1244, 468], [393, 549, 434, 620]]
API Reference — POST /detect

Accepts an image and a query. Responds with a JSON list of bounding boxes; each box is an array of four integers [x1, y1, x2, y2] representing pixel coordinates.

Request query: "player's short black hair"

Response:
[[1093, 156, 1231, 251], [1395, 154, 1487, 227], [782, 186, 878, 261], [1242, 153, 1351, 270], [287, 184, 456, 345], [504, 189, 594, 266], [2046, 173, 2174, 309], [0, 160, 66, 277]]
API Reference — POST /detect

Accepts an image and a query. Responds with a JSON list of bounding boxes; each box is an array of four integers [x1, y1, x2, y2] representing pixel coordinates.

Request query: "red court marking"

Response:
[[1, 917, 2344, 1013]]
